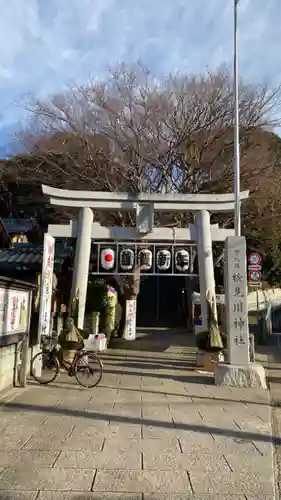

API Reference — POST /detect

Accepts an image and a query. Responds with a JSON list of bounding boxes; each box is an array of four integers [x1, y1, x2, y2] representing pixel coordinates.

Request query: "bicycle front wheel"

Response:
[[75, 352, 103, 388], [31, 350, 60, 385]]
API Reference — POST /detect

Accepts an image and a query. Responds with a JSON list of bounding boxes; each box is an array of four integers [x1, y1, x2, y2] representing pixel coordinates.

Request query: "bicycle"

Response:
[[30, 339, 103, 388]]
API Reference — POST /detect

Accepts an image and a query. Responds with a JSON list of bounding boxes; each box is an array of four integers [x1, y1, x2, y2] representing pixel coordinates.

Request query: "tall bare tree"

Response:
[[8, 62, 281, 287], [16, 63, 281, 194]]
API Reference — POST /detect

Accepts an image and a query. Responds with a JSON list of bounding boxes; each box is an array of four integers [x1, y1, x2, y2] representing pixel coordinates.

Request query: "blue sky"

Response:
[[0, 0, 280, 155]]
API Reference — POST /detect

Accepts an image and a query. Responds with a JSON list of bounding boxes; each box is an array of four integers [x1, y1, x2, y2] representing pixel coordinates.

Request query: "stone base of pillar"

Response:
[[214, 363, 267, 389]]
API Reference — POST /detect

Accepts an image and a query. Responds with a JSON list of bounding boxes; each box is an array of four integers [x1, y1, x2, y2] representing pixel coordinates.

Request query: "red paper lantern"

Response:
[[101, 248, 115, 270]]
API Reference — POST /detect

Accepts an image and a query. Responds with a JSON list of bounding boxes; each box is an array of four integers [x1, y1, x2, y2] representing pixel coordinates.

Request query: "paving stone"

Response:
[[103, 437, 181, 453], [143, 495, 244, 500], [178, 432, 216, 453], [115, 390, 142, 403], [197, 419, 239, 433], [164, 394, 192, 403], [142, 392, 167, 403], [251, 439, 274, 457], [0, 410, 22, 420], [0, 426, 37, 440], [196, 401, 231, 411], [0, 450, 60, 467], [141, 379, 163, 389], [21, 436, 66, 451], [90, 388, 119, 400], [189, 470, 275, 495], [142, 425, 180, 440], [120, 382, 142, 390], [26, 433, 104, 451], [55, 449, 141, 469], [93, 470, 192, 493], [181, 453, 230, 473], [0, 467, 94, 491], [225, 451, 274, 473], [143, 495, 193, 500], [248, 405, 271, 422], [37, 493, 141, 500], [0, 491, 38, 499], [141, 407, 172, 421], [234, 418, 272, 435], [210, 435, 262, 454], [42, 415, 109, 428], [143, 451, 229, 471], [5, 412, 47, 425], [169, 404, 201, 416], [0, 435, 32, 451], [89, 398, 117, 411], [54, 393, 91, 403], [70, 422, 110, 436], [142, 449, 185, 470], [108, 424, 141, 438], [102, 373, 123, 383], [245, 496, 275, 500], [56, 402, 89, 411], [80, 407, 114, 419], [0, 421, 7, 432], [172, 416, 204, 428], [4, 424, 72, 438], [111, 404, 142, 418]]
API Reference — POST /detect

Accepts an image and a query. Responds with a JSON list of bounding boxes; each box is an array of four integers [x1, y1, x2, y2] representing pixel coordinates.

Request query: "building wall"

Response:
[[0, 343, 40, 393], [0, 344, 16, 392]]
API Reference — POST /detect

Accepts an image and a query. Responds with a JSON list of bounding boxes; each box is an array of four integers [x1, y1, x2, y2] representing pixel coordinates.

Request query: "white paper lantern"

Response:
[[156, 249, 171, 271], [100, 248, 115, 270], [175, 249, 190, 272], [120, 248, 134, 271], [138, 249, 153, 271]]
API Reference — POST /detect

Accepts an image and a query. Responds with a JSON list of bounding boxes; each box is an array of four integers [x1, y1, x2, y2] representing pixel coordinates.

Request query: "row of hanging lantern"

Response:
[[100, 247, 190, 272]]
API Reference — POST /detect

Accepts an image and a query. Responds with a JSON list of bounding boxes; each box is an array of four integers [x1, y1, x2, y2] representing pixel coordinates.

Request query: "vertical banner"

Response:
[[123, 299, 137, 340], [224, 236, 249, 365], [38, 233, 55, 339]]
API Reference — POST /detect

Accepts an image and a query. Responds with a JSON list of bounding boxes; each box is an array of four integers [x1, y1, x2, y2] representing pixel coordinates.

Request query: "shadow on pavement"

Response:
[[104, 384, 271, 407], [103, 367, 208, 384], [2, 400, 277, 445], [26, 379, 272, 408], [110, 328, 196, 353], [103, 359, 196, 371]]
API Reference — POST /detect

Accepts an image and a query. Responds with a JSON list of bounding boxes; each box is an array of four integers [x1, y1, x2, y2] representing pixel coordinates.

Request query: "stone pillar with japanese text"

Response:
[[214, 235, 267, 389], [224, 236, 249, 365]]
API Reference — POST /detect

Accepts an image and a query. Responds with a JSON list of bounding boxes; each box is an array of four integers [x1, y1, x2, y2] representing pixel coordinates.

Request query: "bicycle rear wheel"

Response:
[[75, 352, 103, 388], [31, 350, 60, 385]]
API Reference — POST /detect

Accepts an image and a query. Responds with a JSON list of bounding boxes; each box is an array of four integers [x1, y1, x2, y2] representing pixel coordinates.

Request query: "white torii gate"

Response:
[[42, 185, 249, 331], [41, 185, 269, 390]]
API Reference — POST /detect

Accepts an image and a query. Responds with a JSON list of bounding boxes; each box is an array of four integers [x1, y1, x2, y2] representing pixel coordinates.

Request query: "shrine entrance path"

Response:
[[0, 328, 277, 499]]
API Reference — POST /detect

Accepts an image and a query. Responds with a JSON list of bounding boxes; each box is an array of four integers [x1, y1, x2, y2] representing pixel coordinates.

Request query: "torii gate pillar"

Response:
[[71, 207, 93, 328], [195, 210, 217, 330]]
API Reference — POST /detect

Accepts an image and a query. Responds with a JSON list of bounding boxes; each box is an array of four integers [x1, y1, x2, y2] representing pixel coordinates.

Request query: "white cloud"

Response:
[[0, 0, 280, 147]]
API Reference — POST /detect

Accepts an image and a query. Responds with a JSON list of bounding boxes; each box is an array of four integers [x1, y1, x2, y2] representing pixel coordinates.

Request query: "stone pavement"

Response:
[[0, 330, 277, 499]]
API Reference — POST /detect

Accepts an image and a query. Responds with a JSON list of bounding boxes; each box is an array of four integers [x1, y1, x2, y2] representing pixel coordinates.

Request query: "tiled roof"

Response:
[[0, 245, 73, 269], [1, 218, 37, 235], [0, 247, 42, 266]]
